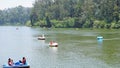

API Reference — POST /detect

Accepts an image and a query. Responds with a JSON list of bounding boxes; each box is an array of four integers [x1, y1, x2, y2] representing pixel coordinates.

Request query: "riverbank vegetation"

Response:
[[30, 0, 120, 29]]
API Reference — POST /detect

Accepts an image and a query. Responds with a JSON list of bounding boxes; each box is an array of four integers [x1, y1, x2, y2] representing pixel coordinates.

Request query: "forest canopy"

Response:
[[30, 0, 120, 29], [0, 6, 31, 25]]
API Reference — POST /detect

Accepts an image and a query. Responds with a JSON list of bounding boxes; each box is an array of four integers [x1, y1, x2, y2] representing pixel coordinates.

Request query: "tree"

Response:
[[46, 16, 52, 28], [0, 6, 31, 25], [30, 11, 38, 26]]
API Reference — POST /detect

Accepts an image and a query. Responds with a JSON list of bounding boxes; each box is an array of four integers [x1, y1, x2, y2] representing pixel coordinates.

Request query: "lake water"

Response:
[[0, 26, 120, 68]]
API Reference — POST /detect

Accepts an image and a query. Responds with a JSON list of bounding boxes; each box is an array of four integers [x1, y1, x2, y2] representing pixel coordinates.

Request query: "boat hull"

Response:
[[3, 65, 30, 68], [3, 63, 30, 68], [49, 45, 58, 47], [38, 38, 45, 40]]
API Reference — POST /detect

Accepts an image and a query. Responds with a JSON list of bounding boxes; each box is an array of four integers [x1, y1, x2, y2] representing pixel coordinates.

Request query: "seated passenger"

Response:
[[8, 58, 14, 66], [22, 57, 26, 64]]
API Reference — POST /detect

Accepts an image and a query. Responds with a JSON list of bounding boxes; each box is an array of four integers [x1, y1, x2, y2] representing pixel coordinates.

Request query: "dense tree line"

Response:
[[30, 0, 120, 29], [0, 6, 31, 25]]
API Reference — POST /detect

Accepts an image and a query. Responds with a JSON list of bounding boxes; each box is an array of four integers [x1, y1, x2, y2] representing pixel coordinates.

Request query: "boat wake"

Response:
[[104, 38, 120, 41]]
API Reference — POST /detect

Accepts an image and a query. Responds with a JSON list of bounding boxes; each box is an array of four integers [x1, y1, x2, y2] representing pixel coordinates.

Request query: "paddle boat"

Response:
[[38, 34, 45, 40], [3, 62, 30, 68], [97, 36, 103, 41], [49, 41, 58, 47]]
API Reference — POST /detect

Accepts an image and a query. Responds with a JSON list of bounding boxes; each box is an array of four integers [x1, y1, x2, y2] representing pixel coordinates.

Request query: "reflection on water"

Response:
[[97, 39, 103, 46], [104, 38, 120, 41], [39, 40, 45, 46], [49, 47, 58, 54]]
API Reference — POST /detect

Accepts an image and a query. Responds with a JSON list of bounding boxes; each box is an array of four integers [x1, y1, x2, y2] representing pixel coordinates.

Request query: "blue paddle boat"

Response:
[[97, 36, 103, 41], [3, 62, 30, 68]]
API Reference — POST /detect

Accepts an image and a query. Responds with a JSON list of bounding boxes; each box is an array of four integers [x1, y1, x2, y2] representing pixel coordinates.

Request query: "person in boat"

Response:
[[18, 57, 26, 65], [50, 41, 52, 44], [8, 58, 14, 66], [21, 57, 26, 64]]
